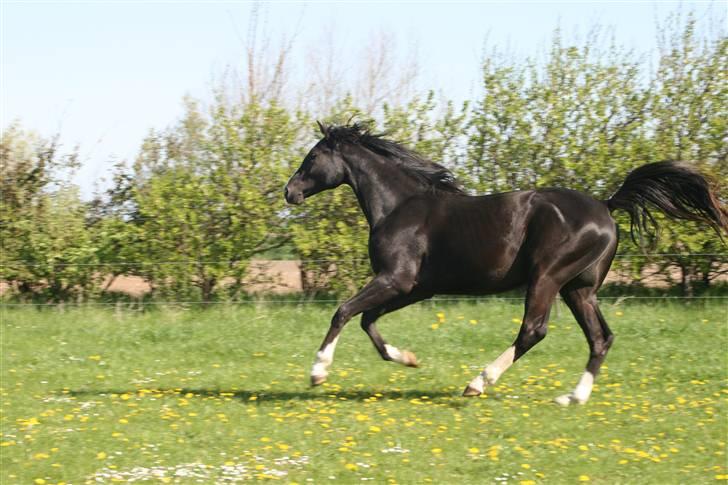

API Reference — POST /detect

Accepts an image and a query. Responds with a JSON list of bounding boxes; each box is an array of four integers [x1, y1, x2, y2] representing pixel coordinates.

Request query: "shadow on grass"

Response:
[[64, 387, 474, 407]]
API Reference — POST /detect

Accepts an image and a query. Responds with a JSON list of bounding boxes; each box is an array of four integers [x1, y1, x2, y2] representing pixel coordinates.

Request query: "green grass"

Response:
[[1, 300, 726, 484]]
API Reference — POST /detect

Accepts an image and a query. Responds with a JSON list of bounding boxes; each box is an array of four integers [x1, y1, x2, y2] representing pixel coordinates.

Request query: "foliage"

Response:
[[0, 125, 100, 301], [2, 18, 726, 301], [96, 98, 302, 301]]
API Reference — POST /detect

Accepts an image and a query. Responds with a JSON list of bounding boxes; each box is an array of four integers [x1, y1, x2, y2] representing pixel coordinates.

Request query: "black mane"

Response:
[[323, 123, 464, 194]]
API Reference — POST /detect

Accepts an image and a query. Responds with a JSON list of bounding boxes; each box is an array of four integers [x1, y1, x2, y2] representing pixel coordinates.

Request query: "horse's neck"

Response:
[[342, 147, 422, 228]]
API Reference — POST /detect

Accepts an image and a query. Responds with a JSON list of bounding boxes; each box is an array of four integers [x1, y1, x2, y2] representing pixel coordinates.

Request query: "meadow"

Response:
[[1, 299, 726, 484]]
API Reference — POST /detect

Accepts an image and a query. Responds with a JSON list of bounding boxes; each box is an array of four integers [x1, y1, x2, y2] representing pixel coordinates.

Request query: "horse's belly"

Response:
[[421, 248, 526, 295]]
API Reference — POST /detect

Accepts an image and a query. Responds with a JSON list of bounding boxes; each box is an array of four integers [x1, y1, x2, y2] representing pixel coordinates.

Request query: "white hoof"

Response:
[[554, 393, 587, 406]]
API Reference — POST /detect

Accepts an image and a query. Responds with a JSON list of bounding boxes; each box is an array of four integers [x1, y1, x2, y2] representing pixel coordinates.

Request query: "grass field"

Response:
[[1, 300, 726, 484]]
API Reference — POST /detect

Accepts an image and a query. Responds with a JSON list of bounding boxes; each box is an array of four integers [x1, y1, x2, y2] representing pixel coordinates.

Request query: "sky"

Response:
[[1, 1, 722, 198]]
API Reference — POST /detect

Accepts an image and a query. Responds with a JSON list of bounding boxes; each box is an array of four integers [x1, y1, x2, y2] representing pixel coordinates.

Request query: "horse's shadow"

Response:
[[64, 387, 476, 407]]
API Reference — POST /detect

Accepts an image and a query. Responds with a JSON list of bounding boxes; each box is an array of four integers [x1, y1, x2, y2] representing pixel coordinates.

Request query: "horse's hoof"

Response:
[[554, 393, 586, 406], [462, 385, 482, 397], [310, 375, 327, 387], [402, 350, 419, 368]]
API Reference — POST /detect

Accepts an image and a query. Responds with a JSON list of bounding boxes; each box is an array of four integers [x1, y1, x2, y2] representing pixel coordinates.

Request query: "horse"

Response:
[[284, 121, 727, 405]]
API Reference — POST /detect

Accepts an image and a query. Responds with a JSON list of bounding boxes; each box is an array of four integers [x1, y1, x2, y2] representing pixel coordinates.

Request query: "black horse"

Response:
[[284, 122, 726, 405]]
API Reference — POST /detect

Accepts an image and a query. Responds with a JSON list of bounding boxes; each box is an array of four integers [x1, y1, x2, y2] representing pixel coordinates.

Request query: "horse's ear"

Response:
[[316, 120, 329, 138], [316, 120, 331, 138]]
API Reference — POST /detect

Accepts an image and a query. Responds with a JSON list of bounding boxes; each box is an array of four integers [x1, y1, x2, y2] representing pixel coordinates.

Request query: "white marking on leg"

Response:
[[572, 371, 594, 402], [555, 370, 594, 406], [311, 337, 339, 381], [482, 345, 516, 385], [466, 374, 485, 394], [466, 345, 516, 395], [384, 344, 418, 367], [384, 344, 403, 362]]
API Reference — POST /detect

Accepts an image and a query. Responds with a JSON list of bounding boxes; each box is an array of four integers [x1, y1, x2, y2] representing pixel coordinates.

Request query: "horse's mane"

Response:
[[322, 122, 464, 194]]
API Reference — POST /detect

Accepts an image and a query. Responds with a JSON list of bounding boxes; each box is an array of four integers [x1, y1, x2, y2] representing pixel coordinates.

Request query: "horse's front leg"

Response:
[[310, 273, 413, 386], [359, 292, 428, 368]]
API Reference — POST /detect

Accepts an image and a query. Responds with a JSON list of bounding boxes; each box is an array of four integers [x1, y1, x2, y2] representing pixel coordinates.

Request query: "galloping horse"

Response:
[[284, 122, 726, 405]]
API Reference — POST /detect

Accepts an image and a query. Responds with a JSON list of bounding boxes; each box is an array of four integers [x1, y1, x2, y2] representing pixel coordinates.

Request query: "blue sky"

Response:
[[1, 1, 721, 197]]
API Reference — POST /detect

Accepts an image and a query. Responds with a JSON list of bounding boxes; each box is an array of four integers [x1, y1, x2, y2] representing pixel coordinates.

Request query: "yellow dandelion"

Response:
[[521, 463, 531, 469], [579, 475, 590, 482], [431, 323, 439, 330], [355, 414, 369, 421], [369, 426, 381, 432], [468, 447, 479, 453], [431, 448, 442, 454], [96, 452, 107, 460], [88, 355, 101, 361], [469, 319, 478, 325], [34, 480, 46, 485], [345, 463, 358, 471]]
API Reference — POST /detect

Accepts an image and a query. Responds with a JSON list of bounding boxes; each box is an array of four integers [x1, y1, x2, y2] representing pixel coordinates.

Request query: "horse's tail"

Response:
[[605, 160, 728, 244]]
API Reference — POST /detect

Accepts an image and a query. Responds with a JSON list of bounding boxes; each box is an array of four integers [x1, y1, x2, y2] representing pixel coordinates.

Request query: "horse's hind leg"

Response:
[[555, 286, 614, 406], [464, 275, 559, 396]]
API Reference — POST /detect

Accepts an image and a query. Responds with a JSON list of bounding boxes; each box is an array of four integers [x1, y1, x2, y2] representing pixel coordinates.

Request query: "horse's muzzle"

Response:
[[284, 186, 304, 205]]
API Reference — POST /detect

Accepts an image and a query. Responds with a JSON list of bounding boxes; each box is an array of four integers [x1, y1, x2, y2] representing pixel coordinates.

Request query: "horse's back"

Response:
[[378, 190, 538, 293], [370, 188, 616, 294]]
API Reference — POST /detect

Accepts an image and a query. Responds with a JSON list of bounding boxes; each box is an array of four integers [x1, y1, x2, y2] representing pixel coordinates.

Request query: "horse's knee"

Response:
[[530, 324, 548, 344], [516, 323, 548, 354], [604, 333, 615, 350], [592, 333, 615, 359], [332, 304, 355, 327], [530, 321, 548, 340]]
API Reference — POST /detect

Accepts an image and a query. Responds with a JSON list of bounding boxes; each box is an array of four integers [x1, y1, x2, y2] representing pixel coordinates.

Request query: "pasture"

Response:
[[1, 300, 726, 484]]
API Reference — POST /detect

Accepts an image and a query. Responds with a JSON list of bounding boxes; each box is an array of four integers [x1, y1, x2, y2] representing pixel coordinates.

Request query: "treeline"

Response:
[[2, 19, 726, 302]]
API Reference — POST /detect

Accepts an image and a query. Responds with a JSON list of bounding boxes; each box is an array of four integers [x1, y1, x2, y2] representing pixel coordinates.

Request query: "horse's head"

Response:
[[284, 121, 348, 205]]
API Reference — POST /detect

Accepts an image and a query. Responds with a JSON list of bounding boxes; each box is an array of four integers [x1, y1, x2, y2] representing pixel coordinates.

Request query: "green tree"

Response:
[[642, 16, 728, 294], [1, 124, 99, 301], [103, 97, 301, 301]]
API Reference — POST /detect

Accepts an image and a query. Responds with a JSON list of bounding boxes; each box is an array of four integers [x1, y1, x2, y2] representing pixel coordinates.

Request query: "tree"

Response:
[[99, 97, 302, 301], [642, 16, 728, 294], [1, 124, 99, 301]]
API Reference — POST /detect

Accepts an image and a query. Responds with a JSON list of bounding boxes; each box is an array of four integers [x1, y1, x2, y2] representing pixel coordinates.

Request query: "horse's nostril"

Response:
[[284, 186, 289, 200]]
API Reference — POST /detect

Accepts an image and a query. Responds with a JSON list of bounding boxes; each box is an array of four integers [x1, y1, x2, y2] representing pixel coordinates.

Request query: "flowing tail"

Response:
[[606, 161, 728, 244]]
